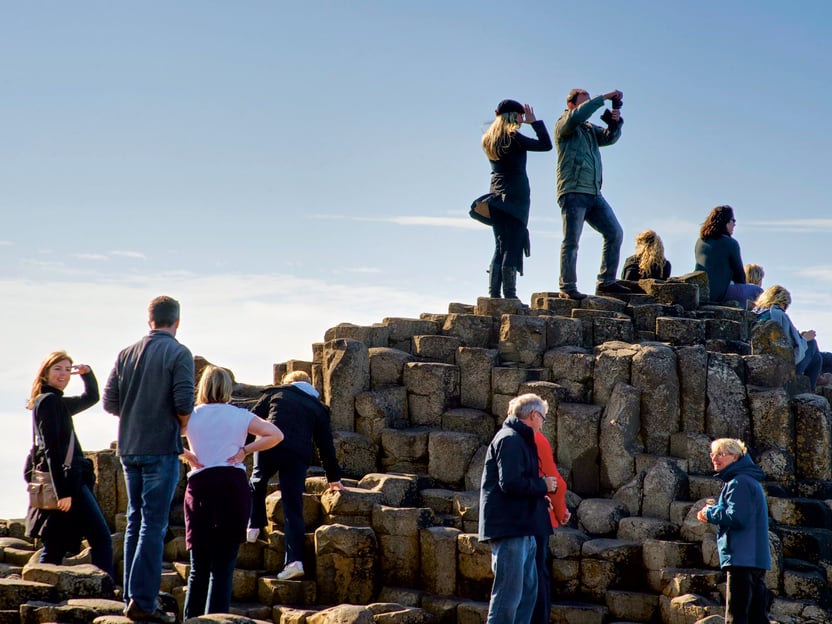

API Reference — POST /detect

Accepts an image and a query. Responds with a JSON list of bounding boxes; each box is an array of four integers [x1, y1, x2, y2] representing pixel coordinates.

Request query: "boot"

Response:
[[501, 266, 518, 299], [488, 263, 502, 298]]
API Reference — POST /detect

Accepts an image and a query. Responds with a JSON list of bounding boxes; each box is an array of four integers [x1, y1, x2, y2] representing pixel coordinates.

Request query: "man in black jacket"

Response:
[[479, 394, 557, 624], [247, 371, 342, 580]]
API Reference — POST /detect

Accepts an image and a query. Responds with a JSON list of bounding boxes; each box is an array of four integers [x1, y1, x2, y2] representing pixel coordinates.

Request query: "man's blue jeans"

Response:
[[486, 535, 538, 624], [121, 454, 180, 611], [558, 192, 623, 291]]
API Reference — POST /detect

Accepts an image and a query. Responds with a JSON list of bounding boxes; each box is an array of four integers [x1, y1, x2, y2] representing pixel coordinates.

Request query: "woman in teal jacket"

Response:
[[697, 438, 771, 623]]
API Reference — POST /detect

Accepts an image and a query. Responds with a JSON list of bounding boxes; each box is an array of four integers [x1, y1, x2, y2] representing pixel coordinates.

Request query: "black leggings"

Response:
[[490, 209, 525, 271]]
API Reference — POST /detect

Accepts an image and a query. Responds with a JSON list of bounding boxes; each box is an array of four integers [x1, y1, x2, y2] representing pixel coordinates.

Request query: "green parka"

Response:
[[554, 95, 621, 199]]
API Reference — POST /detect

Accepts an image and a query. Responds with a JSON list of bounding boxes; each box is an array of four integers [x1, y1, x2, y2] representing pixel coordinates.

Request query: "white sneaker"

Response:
[[246, 528, 260, 543], [277, 561, 304, 580]]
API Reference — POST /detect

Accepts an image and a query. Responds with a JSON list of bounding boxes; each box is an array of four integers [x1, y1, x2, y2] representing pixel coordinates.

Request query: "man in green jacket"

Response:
[[555, 88, 626, 299]]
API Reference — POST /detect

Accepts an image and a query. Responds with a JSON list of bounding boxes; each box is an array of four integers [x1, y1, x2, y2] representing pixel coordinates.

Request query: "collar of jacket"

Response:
[[503, 415, 535, 444], [40, 384, 63, 397]]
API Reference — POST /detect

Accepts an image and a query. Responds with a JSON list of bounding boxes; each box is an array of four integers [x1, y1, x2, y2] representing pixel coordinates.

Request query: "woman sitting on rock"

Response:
[[621, 229, 671, 280], [694, 205, 759, 307], [753, 285, 823, 390]]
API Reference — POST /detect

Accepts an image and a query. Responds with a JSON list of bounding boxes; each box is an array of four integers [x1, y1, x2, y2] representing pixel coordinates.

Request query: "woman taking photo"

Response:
[[621, 229, 671, 280], [471, 99, 552, 300], [694, 205, 759, 306], [25, 351, 114, 578], [753, 285, 823, 390], [181, 366, 283, 618]]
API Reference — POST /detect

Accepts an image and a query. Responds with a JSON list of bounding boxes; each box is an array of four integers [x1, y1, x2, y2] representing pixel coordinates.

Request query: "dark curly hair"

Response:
[[700, 205, 735, 240]]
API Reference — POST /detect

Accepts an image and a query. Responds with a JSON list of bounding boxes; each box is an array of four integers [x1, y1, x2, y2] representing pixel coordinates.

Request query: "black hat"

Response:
[[496, 99, 524, 115]]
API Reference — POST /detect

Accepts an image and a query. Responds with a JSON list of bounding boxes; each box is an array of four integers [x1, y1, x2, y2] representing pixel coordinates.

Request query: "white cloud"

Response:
[[749, 219, 832, 232], [109, 250, 147, 259], [74, 253, 108, 261], [310, 214, 482, 230]]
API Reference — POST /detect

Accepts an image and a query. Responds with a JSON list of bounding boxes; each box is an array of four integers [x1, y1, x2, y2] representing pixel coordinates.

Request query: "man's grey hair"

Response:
[[508, 393, 548, 421]]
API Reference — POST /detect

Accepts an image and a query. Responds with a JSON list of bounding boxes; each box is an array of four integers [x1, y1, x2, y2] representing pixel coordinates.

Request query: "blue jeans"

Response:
[[40, 482, 115, 579], [121, 454, 180, 611], [797, 339, 822, 390], [558, 192, 623, 290], [724, 283, 763, 308], [249, 450, 308, 565], [486, 535, 538, 624], [184, 542, 240, 617]]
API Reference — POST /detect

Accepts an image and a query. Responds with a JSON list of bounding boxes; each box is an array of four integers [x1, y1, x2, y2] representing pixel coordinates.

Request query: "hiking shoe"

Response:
[[246, 528, 260, 543], [124, 600, 176, 624], [559, 289, 587, 300], [277, 560, 305, 580]]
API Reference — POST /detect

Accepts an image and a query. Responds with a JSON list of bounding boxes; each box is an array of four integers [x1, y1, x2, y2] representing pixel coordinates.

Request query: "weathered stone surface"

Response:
[[613, 471, 644, 517], [307, 604, 375, 624], [473, 297, 527, 319], [592, 317, 634, 346], [441, 408, 494, 446], [412, 334, 461, 364], [358, 473, 419, 507], [380, 428, 428, 473], [793, 394, 832, 480], [0, 578, 56, 609], [403, 363, 460, 427], [491, 367, 546, 395], [557, 403, 602, 496], [549, 602, 608, 624], [705, 352, 750, 442], [660, 593, 721, 624], [545, 346, 594, 403], [456, 347, 499, 411], [442, 313, 494, 349], [543, 315, 583, 349], [592, 341, 638, 407], [19, 597, 125, 624], [747, 386, 794, 453], [326, 323, 390, 349], [605, 589, 659, 623], [642, 459, 689, 521], [90, 450, 121, 531], [320, 487, 384, 526], [464, 446, 487, 492], [643, 281, 699, 310], [383, 318, 441, 353], [669, 431, 713, 475], [498, 314, 547, 366], [428, 431, 481, 488], [677, 345, 707, 434], [372, 506, 434, 588], [456, 534, 491, 601], [21, 563, 114, 600], [332, 431, 378, 479], [656, 316, 705, 346], [369, 347, 415, 388], [324, 338, 370, 431], [599, 382, 642, 492], [420, 527, 459, 596], [631, 343, 679, 454], [355, 386, 408, 444], [314, 524, 377, 605], [576, 498, 630, 536], [616, 516, 679, 542], [744, 353, 794, 387], [751, 319, 794, 362]]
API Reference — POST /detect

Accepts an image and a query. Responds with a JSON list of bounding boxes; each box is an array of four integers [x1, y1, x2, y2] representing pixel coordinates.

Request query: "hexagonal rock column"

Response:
[[631, 343, 679, 455], [499, 314, 547, 366], [428, 431, 482, 489], [403, 362, 460, 427], [323, 338, 370, 432], [372, 505, 434, 588], [599, 382, 643, 492], [314, 523, 378, 605], [706, 352, 750, 442], [557, 403, 602, 496], [793, 394, 832, 481]]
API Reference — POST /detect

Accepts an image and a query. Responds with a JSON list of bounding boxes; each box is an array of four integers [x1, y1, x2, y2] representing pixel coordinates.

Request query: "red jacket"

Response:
[[534, 432, 569, 528]]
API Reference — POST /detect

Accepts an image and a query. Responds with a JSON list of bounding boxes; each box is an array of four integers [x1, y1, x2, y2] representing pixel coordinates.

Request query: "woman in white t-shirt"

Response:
[[180, 366, 283, 618]]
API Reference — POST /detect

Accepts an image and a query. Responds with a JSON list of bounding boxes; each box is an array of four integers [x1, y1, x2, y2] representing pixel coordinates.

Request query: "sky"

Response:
[[2, 0, 831, 518]]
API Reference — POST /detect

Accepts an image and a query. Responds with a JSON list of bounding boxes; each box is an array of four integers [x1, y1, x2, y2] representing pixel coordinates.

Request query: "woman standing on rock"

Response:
[[180, 366, 283, 617], [471, 99, 552, 300], [24, 351, 114, 578], [697, 438, 771, 624]]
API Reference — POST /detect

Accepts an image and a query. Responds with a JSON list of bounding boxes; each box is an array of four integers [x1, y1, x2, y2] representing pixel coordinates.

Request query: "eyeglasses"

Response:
[[710, 451, 732, 460], [533, 410, 546, 422]]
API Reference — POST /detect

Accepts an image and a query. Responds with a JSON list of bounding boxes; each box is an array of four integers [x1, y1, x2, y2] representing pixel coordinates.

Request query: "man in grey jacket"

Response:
[[555, 88, 625, 299], [103, 295, 194, 624]]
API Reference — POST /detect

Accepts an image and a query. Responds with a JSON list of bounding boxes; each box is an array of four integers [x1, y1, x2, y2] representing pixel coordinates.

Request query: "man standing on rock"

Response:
[[555, 87, 626, 299], [103, 296, 194, 624], [479, 393, 557, 624]]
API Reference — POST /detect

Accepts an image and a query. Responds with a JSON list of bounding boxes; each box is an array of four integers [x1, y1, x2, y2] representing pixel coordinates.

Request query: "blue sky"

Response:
[[2, 1, 831, 516]]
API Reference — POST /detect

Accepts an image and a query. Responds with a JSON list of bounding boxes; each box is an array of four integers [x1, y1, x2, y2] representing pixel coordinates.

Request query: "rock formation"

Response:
[[3, 272, 831, 624]]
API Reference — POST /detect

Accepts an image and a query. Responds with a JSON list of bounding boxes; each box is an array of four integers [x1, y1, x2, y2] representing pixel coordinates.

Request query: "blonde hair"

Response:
[[283, 370, 311, 384], [482, 113, 522, 161], [711, 438, 748, 457], [633, 230, 667, 278], [745, 264, 764, 286], [28, 351, 73, 409], [196, 365, 233, 405], [755, 285, 791, 310]]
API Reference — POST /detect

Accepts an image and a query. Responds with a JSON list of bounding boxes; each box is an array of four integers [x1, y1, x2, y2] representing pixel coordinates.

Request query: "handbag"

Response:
[[27, 401, 75, 510]]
